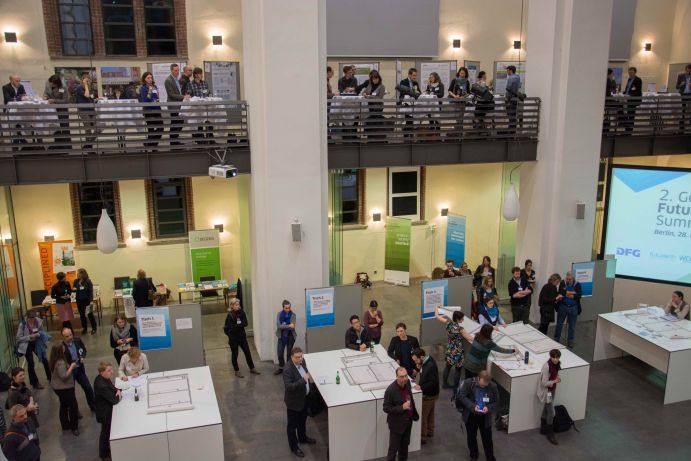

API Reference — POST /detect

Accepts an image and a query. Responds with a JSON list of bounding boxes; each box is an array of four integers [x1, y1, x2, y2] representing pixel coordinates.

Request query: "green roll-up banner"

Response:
[[384, 217, 412, 286], [189, 229, 222, 282]]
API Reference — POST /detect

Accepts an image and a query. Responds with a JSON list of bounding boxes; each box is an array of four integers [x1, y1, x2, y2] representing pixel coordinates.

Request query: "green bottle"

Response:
[[336, 370, 341, 385]]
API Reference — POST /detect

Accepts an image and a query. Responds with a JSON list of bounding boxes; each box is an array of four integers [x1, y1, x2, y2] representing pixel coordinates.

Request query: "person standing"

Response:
[[94, 362, 121, 461], [508, 266, 532, 324], [457, 370, 499, 461], [43, 74, 70, 150], [538, 274, 563, 334], [475, 276, 498, 321], [387, 323, 419, 376], [1, 405, 41, 461], [73, 268, 97, 335], [274, 300, 297, 375], [326, 66, 334, 99], [537, 349, 562, 445], [61, 327, 95, 412], [434, 306, 473, 390], [49, 343, 79, 436], [7, 368, 40, 432], [465, 325, 516, 380], [675, 65, 691, 132], [459, 262, 473, 277], [363, 300, 384, 345], [554, 271, 582, 348], [383, 367, 418, 461], [224, 298, 260, 377], [110, 314, 138, 366], [473, 256, 496, 287], [521, 259, 537, 290], [412, 348, 439, 445], [139, 72, 163, 148], [15, 311, 51, 389], [283, 347, 316, 458], [443, 259, 461, 278], [164, 63, 190, 145], [604, 68, 619, 133], [337, 66, 359, 95], [345, 315, 373, 351], [504, 65, 521, 133], [132, 269, 155, 308], [622, 66, 642, 132], [51, 272, 74, 330], [74, 73, 98, 149], [664, 291, 689, 320]]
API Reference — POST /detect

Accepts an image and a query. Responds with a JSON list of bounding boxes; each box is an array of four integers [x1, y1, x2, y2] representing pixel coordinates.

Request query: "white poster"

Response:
[[340, 62, 379, 85], [493, 61, 526, 96], [423, 285, 445, 317], [140, 313, 166, 337], [306, 287, 335, 328], [209, 61, 238, 100], [175, 317, 193, 330], [465, 60, 480, 84], [149, 61, 186, 103], [419, 61, 456, 93], [20, 80, 36, 99]]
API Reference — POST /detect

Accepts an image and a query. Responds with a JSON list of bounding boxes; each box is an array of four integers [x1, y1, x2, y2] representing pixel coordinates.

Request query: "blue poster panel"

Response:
[[305, 287, 336, 328], [445, 214, 466, 268], [572, 261, 596, 297], [137, 307, 172, 351], [421, 279, 448, 319]]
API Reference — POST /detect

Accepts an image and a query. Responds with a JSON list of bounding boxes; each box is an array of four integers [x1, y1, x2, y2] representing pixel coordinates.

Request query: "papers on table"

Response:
[[510, 330, 545, 344], [523, 337, 566, 355], [661, 314, 681, 322], [502, 322, 534, 336], [646, 322, 680, 333], [317, 375, 334, 385], [661, 329, 691, 340], [147, 374, 194, 414], [493, 360, 524, 371], [370, 362, 398, 382], [344, 366, 378, 385]]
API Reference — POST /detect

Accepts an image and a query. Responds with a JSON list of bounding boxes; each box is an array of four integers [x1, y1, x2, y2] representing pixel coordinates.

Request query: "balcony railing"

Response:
[[327, 96, 540, 144], [603, 94, 691, 136], [0, 99, 249, 156]]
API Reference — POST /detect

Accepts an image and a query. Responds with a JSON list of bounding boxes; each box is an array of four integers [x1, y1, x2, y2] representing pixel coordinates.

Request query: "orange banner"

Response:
[[38, 240, 77, 295]]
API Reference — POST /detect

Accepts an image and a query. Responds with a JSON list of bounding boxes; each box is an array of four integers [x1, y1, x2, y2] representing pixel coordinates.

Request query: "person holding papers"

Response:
[[464, 325, 516, 380], [537, 349, 561, 446], [456, 370, 499, 461], [94, 362, 121, 461], [538, 274, 563, 334], [383, 367, 418, 461], [477, 297, 507, 329], [118, 347, 149, 380], [345, 315, 373, 351], [664, 291, 689, 320], [283, 347, 316, 458], [434, 306, 474, 390], [110, 314, 138, 366], [553, 271, 582, 348]]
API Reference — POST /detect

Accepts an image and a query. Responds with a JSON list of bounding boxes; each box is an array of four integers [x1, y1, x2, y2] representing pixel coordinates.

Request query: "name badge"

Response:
[[482, 396, 490, 403], [356, 339, 361, 344], [58, 89, 65, 93], [27, 433, 35, 441], [152, 89, 158, 94], [236, 319, 242, 325], [80, 286, 85, 290]]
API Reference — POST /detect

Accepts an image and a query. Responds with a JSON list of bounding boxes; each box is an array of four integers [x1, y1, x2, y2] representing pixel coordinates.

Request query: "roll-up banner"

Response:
[[384, 217, 412, 286]]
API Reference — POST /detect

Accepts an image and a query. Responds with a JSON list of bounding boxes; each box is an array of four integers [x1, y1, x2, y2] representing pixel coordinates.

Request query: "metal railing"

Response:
[[603, 94, 691, 136], [327, 96, 540, 144], [0, 100, 249, 156]]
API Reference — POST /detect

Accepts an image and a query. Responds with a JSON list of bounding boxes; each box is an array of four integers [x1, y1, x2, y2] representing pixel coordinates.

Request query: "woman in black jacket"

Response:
[[74, 268, 97, 335], [538, 274, 563, 334], [224, 298, 260, 378], [132, 269, 155, 308], [473, 256, 496, 287], [110, 314, 138, 365], [93, 362, 121, 461]]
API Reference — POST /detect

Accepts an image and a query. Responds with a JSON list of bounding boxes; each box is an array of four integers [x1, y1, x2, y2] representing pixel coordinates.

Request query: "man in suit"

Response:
[[397, 68, 421, 137], [283, 347, 316, 458], [3, 75, 26, 104], [622, 66, 642, 132], [383, 367, 418, 461], [676, 64, 691, 132], [457, 371, 499, 461], [337, 66, 358, 95], [164, 63, 190, 145], [180, 65, 193, 96], [604, 68, 619, 133], [93, 362, 121, 461], [61, 327, 96, 411], [412, 348, 439, 445]]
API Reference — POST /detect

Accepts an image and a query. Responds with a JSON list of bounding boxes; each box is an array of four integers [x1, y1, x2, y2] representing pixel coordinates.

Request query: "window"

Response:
[[340, 169, 363, 225], [70, 182, 123, 245], [388, 167, 421, 220], [144, 0, 177, 56], [148, 178, 194, 239], [58, 0, 94, 56], [102, 0, 135, 55]]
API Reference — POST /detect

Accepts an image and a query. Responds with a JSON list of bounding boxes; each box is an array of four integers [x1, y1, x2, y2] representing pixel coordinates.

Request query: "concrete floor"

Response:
[[9, 281, 691, 461]]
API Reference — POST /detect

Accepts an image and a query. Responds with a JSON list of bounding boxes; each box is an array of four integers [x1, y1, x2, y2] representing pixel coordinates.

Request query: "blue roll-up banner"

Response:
[[572, 261, 595, 297], [137, 307, 172, 351], [306, 287, 336, 328], [445, 213, 467, 267], [421, 279, 448, 319]]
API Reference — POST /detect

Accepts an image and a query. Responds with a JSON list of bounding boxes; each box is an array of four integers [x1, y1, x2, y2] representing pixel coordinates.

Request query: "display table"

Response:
[[110, 366, 223, 461], [304, 345, 421, 461], [594, 307, 691, 404], [176, 280, 232, 304]]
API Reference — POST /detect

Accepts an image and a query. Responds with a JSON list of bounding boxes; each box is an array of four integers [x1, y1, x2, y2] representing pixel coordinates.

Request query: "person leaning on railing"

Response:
[[74, 73, 99, 150], [43, 74, 71, 150], [139, 72, 163, 149], [361, 69, 386, 139], [189, 67, 216, 145]]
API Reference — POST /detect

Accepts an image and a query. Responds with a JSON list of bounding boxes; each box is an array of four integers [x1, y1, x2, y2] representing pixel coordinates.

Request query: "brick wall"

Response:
[[43, 1, 62, 58]]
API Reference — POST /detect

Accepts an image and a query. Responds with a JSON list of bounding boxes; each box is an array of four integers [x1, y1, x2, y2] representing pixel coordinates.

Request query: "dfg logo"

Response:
[[616, 248, 640, 257]]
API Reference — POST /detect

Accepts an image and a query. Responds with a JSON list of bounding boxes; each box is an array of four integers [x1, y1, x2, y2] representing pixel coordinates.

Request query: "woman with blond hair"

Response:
[[118, 347, 149, 380], [224, 298, 260, 377], [73, 268, 97, 335], [132, 269, 155, 308]]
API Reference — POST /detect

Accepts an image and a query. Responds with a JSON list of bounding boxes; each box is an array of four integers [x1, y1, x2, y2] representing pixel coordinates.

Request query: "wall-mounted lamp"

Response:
[[372, 212, 382, 222], [214, 223, 224, 233], [440, 208, 449, 217], [4, 32, 17, 43], [130, 229, 142, 239], [513, 40, 522, 50], [44, 235, 55, 242], [212, 35, 223, 46], [644, 42, 652, 52], [452, 39, 461, 49]]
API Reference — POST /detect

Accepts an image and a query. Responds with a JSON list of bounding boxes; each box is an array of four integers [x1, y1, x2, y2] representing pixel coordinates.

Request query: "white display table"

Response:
[[304, 345, 421, 461], [594, 307, 691, 404], [110, 366, 223, 461]]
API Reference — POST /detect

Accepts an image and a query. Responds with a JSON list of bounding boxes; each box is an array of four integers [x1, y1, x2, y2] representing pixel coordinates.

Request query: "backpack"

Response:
[[495, 413, 509, 431], [553, 405, 578, 433]]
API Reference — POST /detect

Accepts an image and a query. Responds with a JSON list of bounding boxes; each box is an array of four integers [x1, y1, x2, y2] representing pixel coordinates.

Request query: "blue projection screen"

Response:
[[603, 166, 691, 286]]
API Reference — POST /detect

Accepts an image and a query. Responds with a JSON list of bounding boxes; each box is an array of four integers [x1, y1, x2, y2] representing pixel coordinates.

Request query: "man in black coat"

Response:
[[412, 348, 439, 445], [283, 347, 316, 458], [387, 323, 420, 376], [622, 66, 643, 132], [1, 404, 41, 461], [345, 315, 372, 351], [93, 362, 121, 461], [508, 266, 533, 324], [383, 367, 418, 461], [2, 75, 26, 104], [61, 328, 95, 411], [457, 371, 499, 461], [554, 271, 582, 348]]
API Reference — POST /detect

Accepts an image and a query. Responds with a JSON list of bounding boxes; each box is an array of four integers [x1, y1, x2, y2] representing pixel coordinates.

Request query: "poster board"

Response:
[[493, 61, 526, 95], [419, 276, 473, 346], [338, 62, 380, 86], [305, 287, 335, 328], [188, 229, 222, 283], [421, 279, 448, 319], [417, 60, 457, 93], [203, 61, 241, 100], [305, 284, 362, 353], [464, 61, 481, 85], [148, 62, 187, 103], [667, 63, 687, 93], [137, 306, 172, 351], [100, 66, 141, 98], [384, 217, 412, 286], [20, 80, 37, 99], [38, 240, 76, 295]]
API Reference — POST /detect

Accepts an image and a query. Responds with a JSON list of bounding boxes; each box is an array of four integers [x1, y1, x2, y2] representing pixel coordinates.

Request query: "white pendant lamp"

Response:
[[502, 183, 520, 221], [96, 209, 118, 254]]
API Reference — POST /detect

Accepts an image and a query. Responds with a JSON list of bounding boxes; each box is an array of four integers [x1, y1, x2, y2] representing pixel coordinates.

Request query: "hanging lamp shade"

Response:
[[502, 183, 520, 221], [96, 209, 118, 254]]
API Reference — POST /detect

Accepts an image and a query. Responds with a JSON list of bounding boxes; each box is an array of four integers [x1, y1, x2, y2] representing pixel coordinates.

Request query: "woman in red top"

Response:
[[363, 300, 384, 344], [537, 349, 561, 445]]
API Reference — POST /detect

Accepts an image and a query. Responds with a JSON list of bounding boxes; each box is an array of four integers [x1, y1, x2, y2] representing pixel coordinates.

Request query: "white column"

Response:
[[518, 0, 613, 319], [242, 0, 329, 359]]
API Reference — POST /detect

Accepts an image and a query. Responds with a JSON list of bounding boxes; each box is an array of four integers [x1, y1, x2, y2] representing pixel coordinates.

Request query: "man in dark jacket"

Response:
[[93, 362, 121, 461], [61, 328, 95, 411], [508, 266, 532, 324], [383, 367, 418, 461], [387, 323, 419, 376], [2, 75, 26, 104], [412, 348, 439, 445], [283, 347, 316, 458], [538, 274, 563, 334], [554, 271, 582, 348], [622, 66, 643, 132], [1, 404, 41, 461], [457, 371, 499, 461], [345, 315, 372, 351]]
